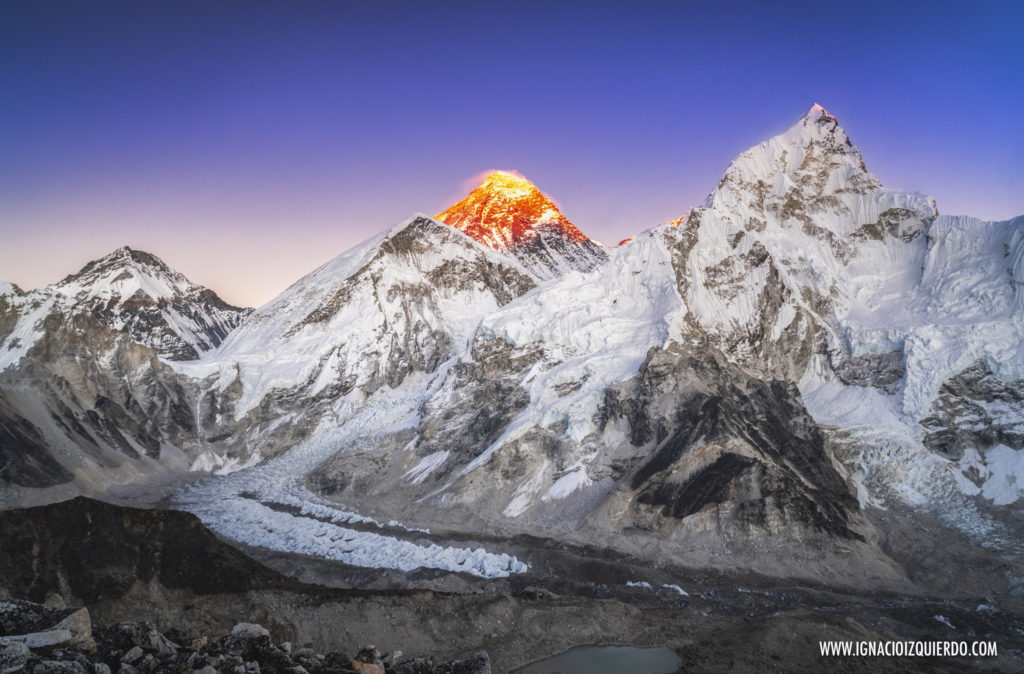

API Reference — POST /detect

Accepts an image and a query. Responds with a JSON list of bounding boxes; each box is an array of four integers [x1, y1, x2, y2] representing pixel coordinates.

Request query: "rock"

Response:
[[188, 637, 207, 652], [355, 644, 383, 667], [52, 609, 94, 653], [92, 664, 111, 674], [434, 651, 491, 674], [382, 650, 403, 667], [192, 667, 216, 674], [0, 601, 68, 636], [389, 660, 434, 674], [221, 624, 271, 658], [0, 642, 30, 674], [322, 652, 351, 670], [351, 664, 383, 674], [517, 587, 557, 601], [277, 643, 291, 655], [116, 665, 138, 674], [0, 630, 74, 649], [230, 624, 269, 639], [121, 647, 143, 664], [97, 623, 151, 654], [146, 632, 177, 657], [32, 661, 88, 674]]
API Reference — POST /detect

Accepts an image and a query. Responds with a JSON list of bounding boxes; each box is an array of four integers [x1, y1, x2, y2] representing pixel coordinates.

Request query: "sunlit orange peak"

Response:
[[485, 170, 530, 183], [478, 170, 538, 193], [436, 170, 590, 246], [807, 102, 835, 120], [666, 211, 688, 227]]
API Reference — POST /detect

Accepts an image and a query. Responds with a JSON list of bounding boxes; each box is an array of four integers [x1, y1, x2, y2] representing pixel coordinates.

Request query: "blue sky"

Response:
[[2, 0, 1021, 305]]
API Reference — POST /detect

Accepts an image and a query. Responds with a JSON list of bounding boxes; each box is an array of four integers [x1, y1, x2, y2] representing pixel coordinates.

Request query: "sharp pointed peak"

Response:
[[470, 170, 545, 198], [57, 246, 184, 291], [485, 169, 525, 180], [436, 170, 594, 251], [800, 102, 838, 124], [93, 246, 169, 270]]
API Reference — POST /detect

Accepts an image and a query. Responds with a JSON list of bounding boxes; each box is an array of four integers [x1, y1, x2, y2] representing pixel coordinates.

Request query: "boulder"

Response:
[[0, 642, 30, 674], [0, 630, 74, 650], [230, 625, 269, 639], [32, 661, 88, 674], [0, 602, 71, 638], [52, 610, 93, 653], [351, 664, 383, 674]]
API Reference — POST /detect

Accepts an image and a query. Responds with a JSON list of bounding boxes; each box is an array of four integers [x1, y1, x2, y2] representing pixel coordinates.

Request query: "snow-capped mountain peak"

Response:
[[56, 246, 199, 304], [805, 102, 834, 119], [1, 246, 251, 365], [436, 171, 607, 280], [701, 103, 935, 241], [437, 171, 584, 247]]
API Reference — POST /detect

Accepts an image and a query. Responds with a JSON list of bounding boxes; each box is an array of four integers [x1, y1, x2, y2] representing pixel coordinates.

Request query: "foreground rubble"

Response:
[[0, 600, 490, 674]]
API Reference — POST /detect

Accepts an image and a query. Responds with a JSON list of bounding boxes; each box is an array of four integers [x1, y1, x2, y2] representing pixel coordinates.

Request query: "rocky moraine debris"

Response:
[[0, 600, 490, 674]]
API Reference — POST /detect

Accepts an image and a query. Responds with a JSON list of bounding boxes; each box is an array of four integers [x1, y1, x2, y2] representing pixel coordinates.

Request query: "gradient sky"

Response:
[[2, 0, 1022, 307]]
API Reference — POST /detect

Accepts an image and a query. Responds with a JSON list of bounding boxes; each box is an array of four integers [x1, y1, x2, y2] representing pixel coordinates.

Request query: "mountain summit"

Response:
[[1, 246, 251, 365], [436, 171, 607, 280]]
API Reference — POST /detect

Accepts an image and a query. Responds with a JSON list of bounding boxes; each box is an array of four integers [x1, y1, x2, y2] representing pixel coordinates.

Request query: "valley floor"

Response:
[[2, 491, 1024, 672]]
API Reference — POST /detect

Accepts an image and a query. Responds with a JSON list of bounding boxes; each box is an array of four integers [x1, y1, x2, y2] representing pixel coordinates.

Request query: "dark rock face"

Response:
[[0, 497, 291, 605], [413, 337, 540, 471], [921, 360, 1024, 459], [0, 314, 201, 487], [852, 207, 930, 242], [0, 394, 74, 488], [606, 345, 861, 540], [834, 349, 906, 395]]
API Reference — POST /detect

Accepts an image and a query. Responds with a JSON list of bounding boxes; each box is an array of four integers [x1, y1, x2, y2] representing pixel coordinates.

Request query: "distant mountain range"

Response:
[[2, 104, 1022, 587]]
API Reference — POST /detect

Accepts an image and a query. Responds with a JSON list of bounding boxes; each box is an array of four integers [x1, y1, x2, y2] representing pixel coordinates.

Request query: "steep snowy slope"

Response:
[[436, 171, 607, 280], [170, 214, 538, 472], [0, 247, 249, 491], [647, 104, 1024, 515]]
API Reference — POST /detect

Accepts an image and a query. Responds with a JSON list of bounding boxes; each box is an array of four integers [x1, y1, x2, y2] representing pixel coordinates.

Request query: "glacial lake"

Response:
[[514, 645, 682, 673]]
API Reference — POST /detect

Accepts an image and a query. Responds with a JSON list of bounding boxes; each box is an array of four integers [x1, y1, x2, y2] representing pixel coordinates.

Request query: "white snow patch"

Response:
[[404, 451, 449, 485]]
